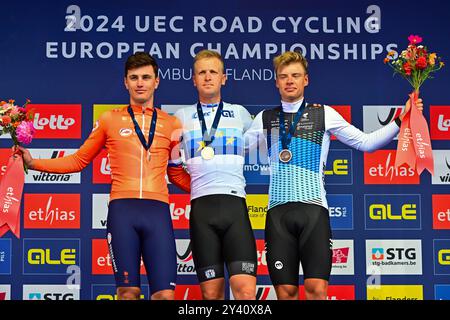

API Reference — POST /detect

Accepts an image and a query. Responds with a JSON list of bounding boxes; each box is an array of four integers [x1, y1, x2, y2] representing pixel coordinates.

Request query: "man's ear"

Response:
[[124, 77, 129, 90]]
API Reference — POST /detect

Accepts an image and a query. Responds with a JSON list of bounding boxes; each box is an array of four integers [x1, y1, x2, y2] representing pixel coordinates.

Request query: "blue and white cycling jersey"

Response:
[[174, 102, 253, 200], [245, 98, 401, 210]]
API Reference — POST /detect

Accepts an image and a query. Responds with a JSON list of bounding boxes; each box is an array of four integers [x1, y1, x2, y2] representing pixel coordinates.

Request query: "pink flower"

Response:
[[9, 106, 19, 116], [408, 35, 423, 45], [16, 121, 35, 145]]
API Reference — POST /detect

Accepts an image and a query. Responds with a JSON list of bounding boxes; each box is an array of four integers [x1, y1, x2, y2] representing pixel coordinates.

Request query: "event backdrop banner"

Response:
[[0, 0, 449, 300]]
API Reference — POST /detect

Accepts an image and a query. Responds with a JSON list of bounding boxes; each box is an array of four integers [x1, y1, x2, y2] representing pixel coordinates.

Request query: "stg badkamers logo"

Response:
[[23, 285, 80, 300], [23, 238, 80, 275], [366, 240, 422, 275], [365, 194, 421, 230]]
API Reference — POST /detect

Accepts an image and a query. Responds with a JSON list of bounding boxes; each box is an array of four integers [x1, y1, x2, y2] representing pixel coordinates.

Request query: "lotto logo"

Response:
[[29, 104, 81, 139], [430, 106, 450, 140]]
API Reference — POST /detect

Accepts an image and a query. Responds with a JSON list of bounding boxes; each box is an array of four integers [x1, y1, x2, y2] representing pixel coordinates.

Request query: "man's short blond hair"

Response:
[[193, 49, 225, 72], [273, 51, 308, 75]]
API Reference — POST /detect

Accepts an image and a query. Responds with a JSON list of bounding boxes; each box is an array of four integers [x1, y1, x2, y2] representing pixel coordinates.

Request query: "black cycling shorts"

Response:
[[190, 194, 257, 282], [265, 202, 332, 285]]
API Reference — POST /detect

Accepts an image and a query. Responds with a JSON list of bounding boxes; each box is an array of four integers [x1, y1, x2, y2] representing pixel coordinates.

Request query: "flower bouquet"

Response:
[[0, 99, 35, 238], [384, 35, 444, 175]]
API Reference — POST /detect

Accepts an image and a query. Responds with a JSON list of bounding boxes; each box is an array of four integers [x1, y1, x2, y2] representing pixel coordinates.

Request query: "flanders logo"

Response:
[[246, 194, 268, 230], [367, 285, 423, 300]]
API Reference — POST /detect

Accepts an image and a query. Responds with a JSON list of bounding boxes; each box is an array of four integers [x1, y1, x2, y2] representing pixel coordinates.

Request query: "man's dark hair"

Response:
[[125, 52, 159, 77]]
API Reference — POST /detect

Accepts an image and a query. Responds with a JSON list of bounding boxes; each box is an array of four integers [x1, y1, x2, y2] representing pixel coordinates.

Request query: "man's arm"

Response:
[[325, 98, 423, 152], [19, 112, 108, 173], [244, 110, 266, 153], [167, 116, 191, 193]]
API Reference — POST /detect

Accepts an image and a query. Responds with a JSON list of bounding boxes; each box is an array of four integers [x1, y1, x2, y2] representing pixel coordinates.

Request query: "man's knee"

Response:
[[151, 289, 174, 300], [230, 275, 256, 300], [117, 287, 141, 300], [304, 279, 328, 300], [275, 285, 298, 300], [202, 288, 224, 300]]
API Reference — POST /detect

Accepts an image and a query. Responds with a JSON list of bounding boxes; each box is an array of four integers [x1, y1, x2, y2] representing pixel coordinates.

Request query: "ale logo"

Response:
[[23, 238, 80, 275]]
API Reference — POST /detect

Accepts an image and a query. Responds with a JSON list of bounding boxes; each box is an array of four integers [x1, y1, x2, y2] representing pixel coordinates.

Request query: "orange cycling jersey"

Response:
[[32, 105, 190, 203]]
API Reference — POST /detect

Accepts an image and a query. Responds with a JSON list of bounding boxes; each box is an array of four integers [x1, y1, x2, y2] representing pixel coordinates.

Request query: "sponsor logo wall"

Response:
[[1, 1, 450, 300]]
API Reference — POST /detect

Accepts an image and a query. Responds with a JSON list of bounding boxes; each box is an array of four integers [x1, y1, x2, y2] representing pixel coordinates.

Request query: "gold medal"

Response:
[[279, 149, 292, 163], [147, 151, 151, 161], [201, 146, 215, 160]]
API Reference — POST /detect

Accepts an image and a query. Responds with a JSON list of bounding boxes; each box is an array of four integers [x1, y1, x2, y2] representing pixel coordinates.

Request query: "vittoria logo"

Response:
[[26, 149, 80, 184], [176, 239, 195, 275], [432, 150, 450, 184], [363, 105, 403, 140]]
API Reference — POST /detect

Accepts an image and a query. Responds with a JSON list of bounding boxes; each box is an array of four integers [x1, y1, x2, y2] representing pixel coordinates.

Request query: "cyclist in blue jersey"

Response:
[[244, 51, 423, 300], [174, 50, 257, 300]]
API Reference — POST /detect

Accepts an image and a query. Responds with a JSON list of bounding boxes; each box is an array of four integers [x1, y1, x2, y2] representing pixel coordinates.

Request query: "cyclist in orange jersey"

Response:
[[17, 52, 190, 300]]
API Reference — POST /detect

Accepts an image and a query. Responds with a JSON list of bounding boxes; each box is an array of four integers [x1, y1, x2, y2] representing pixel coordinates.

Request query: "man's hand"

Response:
[[13, 145, 34, 169], [399, 95, 424, 121]]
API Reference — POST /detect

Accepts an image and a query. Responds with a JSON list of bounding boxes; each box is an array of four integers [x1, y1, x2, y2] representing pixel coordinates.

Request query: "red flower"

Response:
[[1, 115, 11, 125], [408, 35, 423, 45], [403, 62, 412, 75], [416, 56, 428, 69]]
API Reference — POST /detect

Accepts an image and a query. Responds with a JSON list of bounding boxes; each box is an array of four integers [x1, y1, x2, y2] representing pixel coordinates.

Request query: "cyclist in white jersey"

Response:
[[244, 51, 423, 300], [174, 50, 257, 300]]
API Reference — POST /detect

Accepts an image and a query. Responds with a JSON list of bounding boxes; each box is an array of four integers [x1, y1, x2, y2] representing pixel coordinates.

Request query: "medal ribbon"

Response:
[[196, 101, 224, 147], [127, 106, 158, 151], [279, 99, 307, 150]]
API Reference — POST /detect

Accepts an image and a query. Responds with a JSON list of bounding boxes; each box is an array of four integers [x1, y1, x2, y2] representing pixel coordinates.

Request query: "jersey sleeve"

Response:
[[244, 110, 266, 153], [324, 105, 400, 152], [32, 111, 109, 173], [239, 105, 254, 132], [167, 116, 191, 193]]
